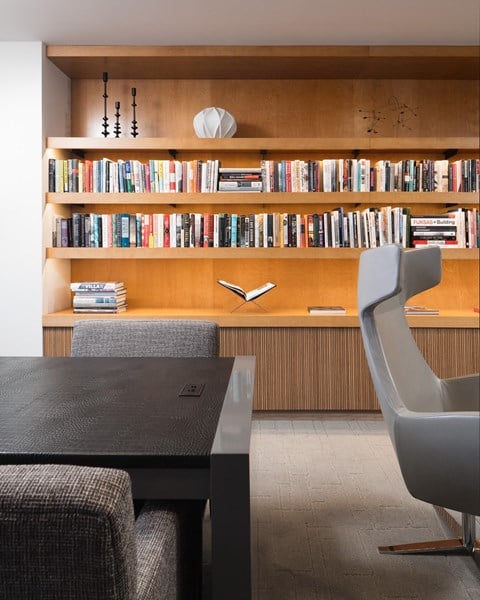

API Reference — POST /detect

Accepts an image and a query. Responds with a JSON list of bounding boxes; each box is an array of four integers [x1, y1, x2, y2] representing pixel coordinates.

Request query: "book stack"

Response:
[[404, 305, 439, 315], [308, 305, 346, 315], [70, 281, 127, 313], [217, 167, 263, 192], [409, 215, 459, 248]]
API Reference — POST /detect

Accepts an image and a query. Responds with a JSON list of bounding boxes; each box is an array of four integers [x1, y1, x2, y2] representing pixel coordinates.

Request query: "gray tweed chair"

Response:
[[0, 463, 194, 599], [71, 319, 219, 358], [358, 244, 480, 558], [70, 318, 219, 595]]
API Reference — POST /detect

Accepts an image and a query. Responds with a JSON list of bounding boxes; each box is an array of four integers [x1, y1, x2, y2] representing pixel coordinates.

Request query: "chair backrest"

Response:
[[0, 464, 137, 600], [71, 319, 219, 357], [358, 245, 480, 515], [357, 245, 443, 438]]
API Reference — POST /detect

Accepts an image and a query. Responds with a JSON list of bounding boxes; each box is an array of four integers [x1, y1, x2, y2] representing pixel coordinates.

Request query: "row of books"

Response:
[[262, 159, 479, 193], [48, 158, 220, 193], [70, 281, 127, 313], [48, 157, 479, 194], [52, 207, 479, 249]]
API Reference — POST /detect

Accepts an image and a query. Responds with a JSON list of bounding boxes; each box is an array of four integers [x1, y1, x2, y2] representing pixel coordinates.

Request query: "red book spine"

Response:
[[163, 214, 170, 248], [203, 213, 214, 247], [169, 161, 176, 192], [144, 162, 151, 192]]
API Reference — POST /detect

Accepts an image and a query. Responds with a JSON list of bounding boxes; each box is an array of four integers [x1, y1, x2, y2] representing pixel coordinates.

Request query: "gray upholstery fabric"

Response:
[[357, 244, 480, 516], [0, 464, 182, 600], [136, 500, 204, 600], [0, 464, 137, 599], [70, 319, 213, 598], [71, 319, 219, 358]]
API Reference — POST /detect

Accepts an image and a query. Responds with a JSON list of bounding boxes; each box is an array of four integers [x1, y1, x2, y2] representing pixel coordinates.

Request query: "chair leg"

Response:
[[378, 511, 480, 560]]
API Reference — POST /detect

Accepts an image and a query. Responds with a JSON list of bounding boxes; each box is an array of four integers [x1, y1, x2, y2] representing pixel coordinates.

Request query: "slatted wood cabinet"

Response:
[[43, 46, 480, 410]]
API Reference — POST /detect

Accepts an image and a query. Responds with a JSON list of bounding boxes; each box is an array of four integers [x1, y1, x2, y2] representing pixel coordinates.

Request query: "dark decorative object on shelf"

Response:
[[389, 96, 419, 132], [114, 101, 121, 138], [357, 107, 386, 135], [131, 87, 138, 137], [102, 72, 110, 137], [357, 96, 419, 135]]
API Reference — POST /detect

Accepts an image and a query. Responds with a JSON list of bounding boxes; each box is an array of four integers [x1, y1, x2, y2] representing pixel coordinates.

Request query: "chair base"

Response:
[[378, 510, 480, 566], [379, 538, 479, 556]]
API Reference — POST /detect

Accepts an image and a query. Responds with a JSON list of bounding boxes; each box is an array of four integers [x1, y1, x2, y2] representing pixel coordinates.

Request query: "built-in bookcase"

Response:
[[43, 46, 480, 410]]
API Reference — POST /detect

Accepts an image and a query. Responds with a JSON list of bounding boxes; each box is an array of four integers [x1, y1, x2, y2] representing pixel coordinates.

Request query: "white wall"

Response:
[[0, 42, 44, 355], [0, 42, 69, 356], [42, 46, 71, 316]]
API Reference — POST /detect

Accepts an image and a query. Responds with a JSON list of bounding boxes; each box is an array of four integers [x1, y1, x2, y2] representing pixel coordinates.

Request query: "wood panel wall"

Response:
[[71, 79, 478, 139], [43, 326, 478, 411]]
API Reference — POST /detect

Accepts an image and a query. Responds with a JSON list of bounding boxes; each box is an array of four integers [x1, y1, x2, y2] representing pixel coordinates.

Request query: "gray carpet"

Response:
[[249, 416, 480, 600]]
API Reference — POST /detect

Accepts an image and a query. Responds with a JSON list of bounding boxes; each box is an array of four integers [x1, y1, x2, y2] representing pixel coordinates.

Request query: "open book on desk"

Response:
[[217, 280, 276, 302]]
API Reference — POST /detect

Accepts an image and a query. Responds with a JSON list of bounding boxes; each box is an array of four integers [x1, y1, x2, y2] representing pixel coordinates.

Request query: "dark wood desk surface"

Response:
[[0, 355, 255, 600], [0, 356, 234, 468]]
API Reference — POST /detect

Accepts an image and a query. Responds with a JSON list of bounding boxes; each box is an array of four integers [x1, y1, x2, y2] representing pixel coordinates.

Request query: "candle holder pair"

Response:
[[101, 72, 138, 138]]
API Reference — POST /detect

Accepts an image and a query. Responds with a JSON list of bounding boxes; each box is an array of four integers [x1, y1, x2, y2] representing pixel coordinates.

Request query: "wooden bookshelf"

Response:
[[43, 45, 480, 410], [47, 136, 479, 152], [47, 45, 480, 80], [43, 308, 479, 329], [45, 247, 478, 261]]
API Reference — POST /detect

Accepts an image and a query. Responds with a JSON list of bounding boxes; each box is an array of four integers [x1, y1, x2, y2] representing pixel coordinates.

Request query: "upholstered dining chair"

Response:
[[70, 318, 219, 594], [357, 244, 480, 558], [0, 463, 194, 599], [71, 319, 219, 358]]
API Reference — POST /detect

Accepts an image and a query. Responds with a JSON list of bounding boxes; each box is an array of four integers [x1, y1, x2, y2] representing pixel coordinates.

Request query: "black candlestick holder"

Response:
[[131, 87, 138, 137], [114, 101, 121, 137], [102, 72, 110, 137]]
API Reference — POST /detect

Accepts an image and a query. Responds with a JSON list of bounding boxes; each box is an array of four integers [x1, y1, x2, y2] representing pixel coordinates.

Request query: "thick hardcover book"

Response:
[[413, 239, 459, 247], [217, 280, 276, 302], [73, 298, 127, 308], [404, 305, 439, 315], [73, 306, 127, 313], [308, 306, 346, 314], [218, 167, 262, 174], [218, 181, 263, 189], [70, 281, 125, 292], [73, 290, 126, 298]]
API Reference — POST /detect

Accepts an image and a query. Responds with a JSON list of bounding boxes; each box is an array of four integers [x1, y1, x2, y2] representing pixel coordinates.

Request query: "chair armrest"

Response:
[[394, 411, 480, 515], [136, 502, 181, 600], [441, 373, 480, 411], [136, 500, 205, 600]]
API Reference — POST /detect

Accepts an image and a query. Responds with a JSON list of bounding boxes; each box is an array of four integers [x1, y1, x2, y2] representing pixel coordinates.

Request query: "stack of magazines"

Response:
[[70, 282, 127, 313]]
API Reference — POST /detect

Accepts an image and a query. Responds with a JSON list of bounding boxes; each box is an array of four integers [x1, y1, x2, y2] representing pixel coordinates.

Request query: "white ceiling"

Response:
[[1, 0, 479, 45]]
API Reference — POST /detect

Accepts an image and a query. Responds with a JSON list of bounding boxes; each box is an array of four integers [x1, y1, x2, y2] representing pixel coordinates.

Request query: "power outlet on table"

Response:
[[179, 383, 205, 397]]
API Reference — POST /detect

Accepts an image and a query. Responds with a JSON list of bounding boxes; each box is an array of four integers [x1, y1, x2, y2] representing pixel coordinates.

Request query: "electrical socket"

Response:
[[179, 383, 205, 397]]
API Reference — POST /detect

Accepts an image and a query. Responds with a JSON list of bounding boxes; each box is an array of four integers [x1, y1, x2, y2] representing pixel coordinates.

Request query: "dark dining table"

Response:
[[0, 355, 255, 600]]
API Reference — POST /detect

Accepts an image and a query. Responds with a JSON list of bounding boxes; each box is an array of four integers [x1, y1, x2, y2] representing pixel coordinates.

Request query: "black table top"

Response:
[[0, 356, 235, 468]]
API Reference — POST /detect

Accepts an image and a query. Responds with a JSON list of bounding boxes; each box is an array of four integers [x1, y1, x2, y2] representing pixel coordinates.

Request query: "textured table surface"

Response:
[[0, 356, 234, 467]]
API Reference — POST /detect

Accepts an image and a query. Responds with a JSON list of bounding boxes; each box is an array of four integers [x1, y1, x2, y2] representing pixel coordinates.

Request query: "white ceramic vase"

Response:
[[193, 107, 237, 138]]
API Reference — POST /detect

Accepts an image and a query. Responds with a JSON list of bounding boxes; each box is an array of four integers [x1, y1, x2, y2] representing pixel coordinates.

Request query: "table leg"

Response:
[[210, 453, 251, 600]]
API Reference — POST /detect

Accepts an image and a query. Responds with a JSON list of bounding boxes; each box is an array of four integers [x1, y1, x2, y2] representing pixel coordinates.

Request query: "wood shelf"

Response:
[[46, 191, 480, 206], [42, 44, 479, 411], [46, 45, 480, 80], [44, 247, 480, 260], [42, 308, 480, 329], [47, 136, 479, 153]]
